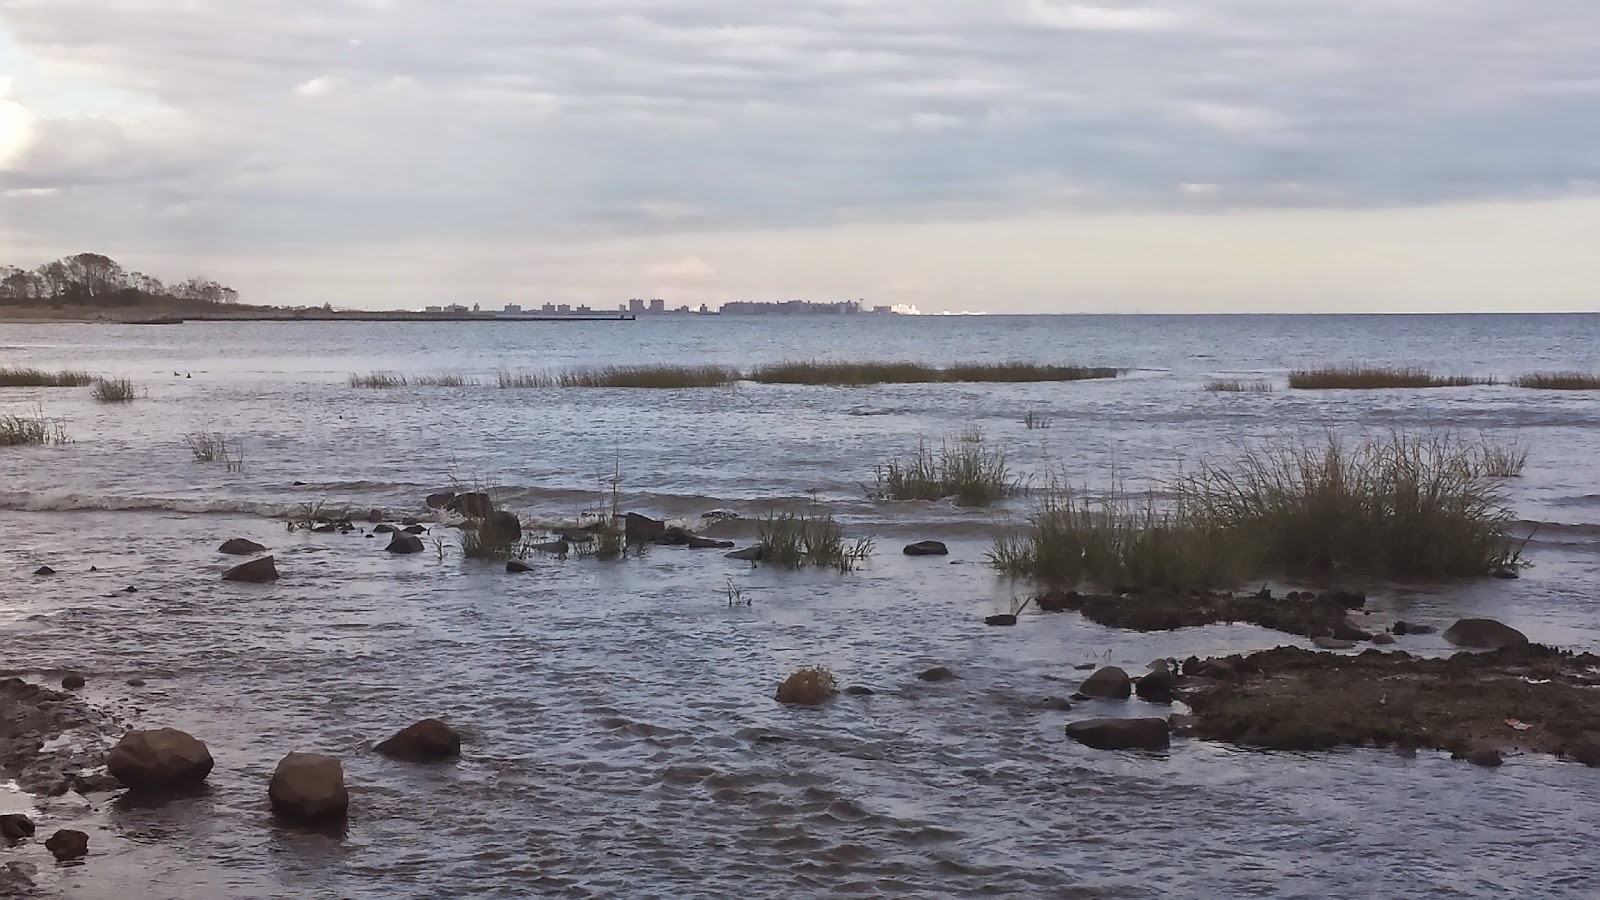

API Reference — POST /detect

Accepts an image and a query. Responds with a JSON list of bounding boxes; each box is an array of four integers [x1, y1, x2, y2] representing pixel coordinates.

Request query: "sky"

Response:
[[2, 0, 1599, 313]]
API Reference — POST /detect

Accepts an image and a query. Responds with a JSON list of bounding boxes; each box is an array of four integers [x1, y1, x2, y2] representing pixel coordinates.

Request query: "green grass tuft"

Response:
[[1288, 366, 1495, 390], [869, 428, 1020, 507], [349, 372, 408, 388], [1513, 372, 1600, 390], [92, 377, 136, 402], [1207, 378, 1274, 393], [748, 360, 1119, 385], [0, 367, 96, 387], [757, 510, 873, 572], [0, 407, 69, 446]]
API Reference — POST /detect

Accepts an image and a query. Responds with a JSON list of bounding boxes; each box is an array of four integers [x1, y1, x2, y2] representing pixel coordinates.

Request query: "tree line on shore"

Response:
[[0, 252, 240, 308]]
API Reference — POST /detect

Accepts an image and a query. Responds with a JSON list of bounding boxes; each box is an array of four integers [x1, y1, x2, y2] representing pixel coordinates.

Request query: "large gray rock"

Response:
[[1079, 666, 1132, 700], [903, 541, 949, 557], [269, 752, 348, 824], [386, 534, 425, 554], [106, 727, 214, 791], [219, 538, 266, 555], [624, 513, 667, 543], [375, 719, 461, 762], [223, 556, 279, 583], [1444, 618, 1529, 650], [1065, 717, 1171, 751]]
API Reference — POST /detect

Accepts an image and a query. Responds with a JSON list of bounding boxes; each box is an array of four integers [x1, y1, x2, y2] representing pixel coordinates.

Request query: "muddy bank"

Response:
[[1180, 645, 1600, 759], [1036, 588, 1369, 638], [0, 678, 121, 796]]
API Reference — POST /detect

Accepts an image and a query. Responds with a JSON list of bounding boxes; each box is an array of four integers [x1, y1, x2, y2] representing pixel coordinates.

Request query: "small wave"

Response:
[[0, 491, 300, 518]]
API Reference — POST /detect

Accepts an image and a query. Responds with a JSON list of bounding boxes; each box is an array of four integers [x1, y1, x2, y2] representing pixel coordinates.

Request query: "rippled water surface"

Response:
[[2, 314, 1599, 898]]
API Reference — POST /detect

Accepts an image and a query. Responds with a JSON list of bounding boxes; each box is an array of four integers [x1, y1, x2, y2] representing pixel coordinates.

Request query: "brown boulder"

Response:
[[425, 491, 456, 509], [1079, 666, 1132, 700], [269, 752, 348, 824], [917, 666, 956, 682], [1065, 717, 1171, 751], [484, 510, 521, 543], [107, 727, 214, 791], [375, 719, 461, 762], [1135, 666, 1176, 703], [624, 513, 667, 543], [45, 829, 88, 861], [386, 534, 425, 554], [903, 541, 949, 557], [0, 813, 34, 842], [219, 538, 266, 555], [1443, 618, 1529, 650], [222, 556, 279, 583]]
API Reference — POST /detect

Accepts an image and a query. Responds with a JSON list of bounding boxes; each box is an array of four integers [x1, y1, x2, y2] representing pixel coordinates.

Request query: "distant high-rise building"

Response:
[[629, 298, 647, 313], [504, 303, 522, 314], [649, 298, 665, 313]]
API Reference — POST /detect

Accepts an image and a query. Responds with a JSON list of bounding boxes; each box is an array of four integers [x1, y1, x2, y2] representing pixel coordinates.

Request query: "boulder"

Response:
[[655, 526, 693, 546], [1567, 743, 1600, 767], [106, 727, 214, 791], [1135, 666, 1176, 703], [1393, 621, 1436, 636], [985, 614, 1018, 627], [903, 541, 950, 557], [365, 509, 384, 523], [386, 534, 425, 554], [268, 752, 349, 824], [1493, 565, 1520, 580], [402, 524, 426, 535], [60, 673, 85, 690], [624, 513, 667, 543], [1373, 632, 1397, 645], [0, 813, 34, 842], [222, 556, 279, 583], [1331, 620, 1374, 641], [506, 560, 532, 574], [425, 491, 457, 509], [1444, 618, 1529, 650], [45, 829, 88, 861], [555, 528, 595, 544], [725, 546, 763, 562], [917, 667, 956, 682], [446, 492, 493, 517], [218, 538, 266, 555], [844, 686, 875, 696], [1462, 747, 1504, 767], [1079, 666, 1132, 700], [375, 719, 461, 762], [1313, 637, 1355, 650], [484, 510, 521, 542], [1065, 717, 1171, 751], [127, 677, 147, 687], [373, 524, 397, 533], [33, 565, 55, 576], [686, 535, 736, 550], [527, 540, 569, 556]]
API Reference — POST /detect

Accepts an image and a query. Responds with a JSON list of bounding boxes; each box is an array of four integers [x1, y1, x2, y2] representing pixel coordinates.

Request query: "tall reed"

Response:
[[870, 428, 1019, 507], [0, 367, 95, 387], [1288, 366, 1494, 390], [1513, 372, 1600, 390], [92, 377, 136, 402], [749, 360, 1119, 385], [496, 365, 738, 388], [0, 408, 69, 446], [1206, 378, 1274, 393], [349, 372, 408, 388], [757, 510, 873, 572]]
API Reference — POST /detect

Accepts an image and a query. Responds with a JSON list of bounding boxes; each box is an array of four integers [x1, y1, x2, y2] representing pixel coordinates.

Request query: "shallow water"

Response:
[[2, 314, 1599, 898]]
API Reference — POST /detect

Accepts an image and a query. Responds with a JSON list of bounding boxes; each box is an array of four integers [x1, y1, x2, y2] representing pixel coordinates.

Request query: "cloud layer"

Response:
[[2, 1, 1599, 310]]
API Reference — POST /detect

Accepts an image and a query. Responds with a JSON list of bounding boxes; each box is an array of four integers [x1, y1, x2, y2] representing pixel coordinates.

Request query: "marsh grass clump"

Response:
[[1206, 378, 1274, 393], [0, 367, 96, 388], [415, 373, 478, 387], [1514, 372, 1600, 390], [748, 360, 1119, 386], [349, 372, 408, 388], [0, 407, 68, 446], [460, 517, 520, 560], [558, 365, 738, 389], [495, 370, 550, 389], [870, 428, 1019, 507], [757, 510, 873, 572], [1023, 411, 1053, 430], [1475, 438, 1528, 478], [183, 430, 247, 471], [92, 377, 136, 402], [775, 666, 839, 706], [1288, 366, 1494, 390]]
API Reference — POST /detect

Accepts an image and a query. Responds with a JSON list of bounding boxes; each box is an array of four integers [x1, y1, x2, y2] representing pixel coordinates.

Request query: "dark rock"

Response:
[[484, 510, 521, 542], [107, 727, 214, 791], [655, 526, 692, 546], [222, 555, 279, 583], [1373, 632, 1397, 645], [311, 523, 336, 534], [123, 585, 137, 593], [1135, 667, 1176, 703], [506, 560, 532, 574], [1462, 747, 1504, 767], [1444, 618, 1529, 650], [0, 813, 34, 842], [1073, 662, 1097, 671], [126, 678, 146, 687], [1065, 717, 1171, 751], [1036, 697, 1074, 711], [69, 772, 121, 794], [373, 524, 397, 533], [218, 538, 266, 555], [555, 528, 596, 544], [45, 829, 88, 861], [60, 673, 85, 690], [1393, 621, 1437, 636], [33, 565, 55, 576], [1313, 637, 1355, 650], [1080, 666, 1132, 700], [1493, 566, 1520, 580], [527, 540, 569, 556], [686, 535, 736, 549], [844, 686, 875, 696], [386, 534, 425, 555], [426, 491, 457, 509], [726, 546, 764, 561], [1181, 656, 1204, 676], [365, 509, 384, 523], [375, 718, 462, 762], [985, 614, 1018, 627], [624, 512, 667, 543], [446, 492, 493, 517], [1200, 660, 1236, 680], [1568, 743, 1600, 767], [1331, 620, 1373, 641], [269, 752, 349, 824], [401, 517, 420, 526], [903, 541, 950, 557], [402, 524, 427, 535], [917, 667, 956, 682], [1326, 590, 1366, 608]]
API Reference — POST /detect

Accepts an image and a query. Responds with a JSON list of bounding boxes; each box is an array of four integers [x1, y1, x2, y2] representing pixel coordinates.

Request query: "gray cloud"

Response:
[[3, 0, 1599, 262]]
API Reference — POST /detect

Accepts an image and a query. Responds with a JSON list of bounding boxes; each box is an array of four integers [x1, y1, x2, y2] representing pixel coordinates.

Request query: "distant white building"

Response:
[[424, 305, 444, 314], [504, 303, 523, 314]]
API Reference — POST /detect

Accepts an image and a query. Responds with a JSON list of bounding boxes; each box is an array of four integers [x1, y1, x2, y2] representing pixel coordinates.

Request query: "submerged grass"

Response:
[[991, 431, 1523, 590], [869, 428, 1020, 507], [775, 666, 839, 705], [0, 407, 69, 446], [1207, 378, 1274, 393], [748, 360, 1120, 385], [497, 365, 738, 389], [0, 367, 96, 387], [415, 373, 479, 387], [1288, 366, 1495, 390], [349, 372, 409, 388], [757, 510, 874, 572], [92, 377, 136, 402], [1514, 372, 1600, 390]]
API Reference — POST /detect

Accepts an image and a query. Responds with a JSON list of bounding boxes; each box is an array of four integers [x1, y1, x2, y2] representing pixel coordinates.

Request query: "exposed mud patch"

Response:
[[1036, 588, 1369, 638], [1180, 646, 1600, 759], [0, 678, 121, 796]]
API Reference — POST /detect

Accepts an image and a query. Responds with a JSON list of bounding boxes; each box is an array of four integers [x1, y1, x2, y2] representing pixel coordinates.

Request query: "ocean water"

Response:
[[1, 314, 1599, 898]]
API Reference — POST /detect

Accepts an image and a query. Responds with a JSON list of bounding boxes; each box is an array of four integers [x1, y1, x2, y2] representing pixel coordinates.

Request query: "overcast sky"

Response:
[[2, 0, 1599, 312]]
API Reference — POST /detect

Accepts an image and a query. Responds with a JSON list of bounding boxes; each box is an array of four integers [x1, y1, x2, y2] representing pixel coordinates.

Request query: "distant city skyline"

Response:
[[3, 3, 1600, 314]]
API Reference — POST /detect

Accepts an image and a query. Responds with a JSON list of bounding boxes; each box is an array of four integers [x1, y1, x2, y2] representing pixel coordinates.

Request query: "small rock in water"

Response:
[[403, 524, 427, 535], [223, 556, 280, 583], [269, 752, 349, 824], [33, 566, 55, 577], [686, 535, 736, 550], [1073, 662, 1097, 671], [527, 540, 569, 556], [107, 727, 214, 791], [1443, 618, 1528, 650], [726, 546, 763, 562], [917, 667, 956, 682], [426, 491, 456, 509], [624, 512, 667, 543], [1036, 697, 1074, 712], [60, 673, 86, 690], [123, 586, 137, 593], [1079, 666, 1132, 700], [1065, 717, 1171, 751], [375, 718, 462, 762], [45, 829, 88, 861], [1373, 632, 1397, 645], [1135, 667, 1176, 703], [506, 560, 532, 574], [1493, 566, 1520, 580], [0, 813, 35, 842], [218, 538, 266, 555], [903, 541, 949, 557], [1313, 637, 1355, 650], [844, 686, 875, 696], [1462, 747, 1504, 768], [386, 534, 425, 555], [373, 524, 398, 534], [984, 614, 1018, 627], [127, 677, 147, 687]]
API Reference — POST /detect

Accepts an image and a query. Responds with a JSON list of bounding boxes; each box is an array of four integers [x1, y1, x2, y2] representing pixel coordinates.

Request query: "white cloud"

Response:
[[1018, 1, 1185, 32], [292, 77, 337, 97]]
